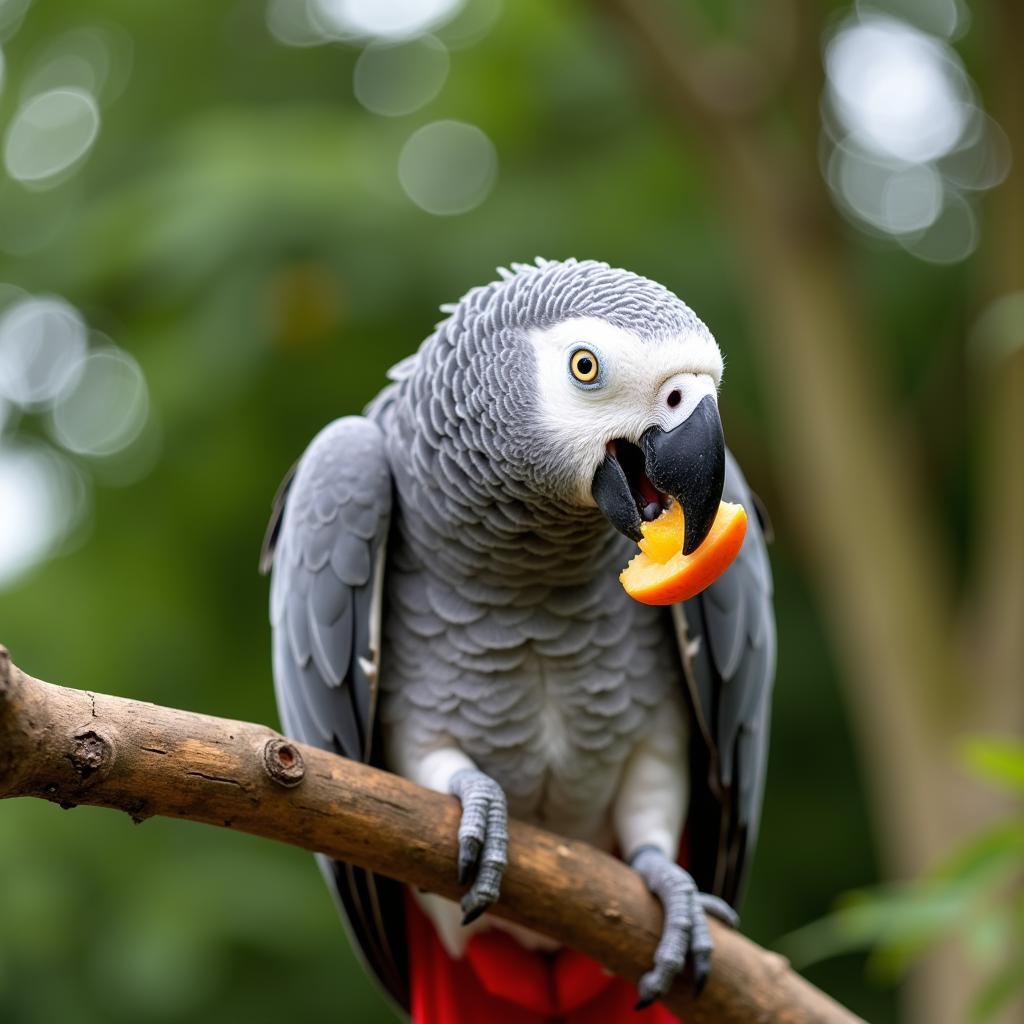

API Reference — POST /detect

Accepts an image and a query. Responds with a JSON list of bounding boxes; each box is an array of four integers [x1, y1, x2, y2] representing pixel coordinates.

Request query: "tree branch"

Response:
[[0, 646, 860, 1024]]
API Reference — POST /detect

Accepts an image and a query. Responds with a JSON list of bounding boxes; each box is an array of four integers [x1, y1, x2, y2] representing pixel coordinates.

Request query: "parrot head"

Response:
[[527, 309, 725, 555], [429, 259, 726, 554]]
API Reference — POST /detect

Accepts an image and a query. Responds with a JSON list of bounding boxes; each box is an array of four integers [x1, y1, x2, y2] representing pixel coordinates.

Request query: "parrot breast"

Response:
[[379, 512, 684, 843]]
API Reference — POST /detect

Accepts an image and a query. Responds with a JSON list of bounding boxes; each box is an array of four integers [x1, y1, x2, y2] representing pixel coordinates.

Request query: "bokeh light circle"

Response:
[[354, 36, 449, 117], [0, 295, 87, 408], [820, 9, 997, 265], [21, 26, 131, 103], [940, 113, 1012, 192], [398, 119, 497, 215], [881, 164, 943, 234], [970, 292, 1024, 368], [898, 189, 977, 264], [855, 0, 968, 40], [0, 281, 26, 312], [826, 16, 969, 164], [438, 0, 503, 50], [266, 0, 324, 47], [22, 54, 99, 97], [313, 0, 464, 42], [49, 348, 149, 457], [0, 440, 88, 588], [828, 144, 895, 233], [3, 87, 100, 186]]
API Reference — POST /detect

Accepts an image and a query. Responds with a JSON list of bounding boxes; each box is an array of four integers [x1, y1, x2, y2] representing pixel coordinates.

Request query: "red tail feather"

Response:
[[406, 895, 681, 1024]]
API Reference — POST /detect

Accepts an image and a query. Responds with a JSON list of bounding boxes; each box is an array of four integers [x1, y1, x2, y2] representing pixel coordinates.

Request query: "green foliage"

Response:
[[962, 737, 1024, 795], [781, 739, 1024, 1022]]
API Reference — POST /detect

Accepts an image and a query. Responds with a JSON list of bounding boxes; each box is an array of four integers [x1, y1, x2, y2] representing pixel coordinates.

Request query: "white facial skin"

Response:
[[527, 316, 724, 505]]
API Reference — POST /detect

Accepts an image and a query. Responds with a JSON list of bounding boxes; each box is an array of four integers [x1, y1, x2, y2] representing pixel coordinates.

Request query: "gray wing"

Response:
[[261, 416, 409, 1007], [673, 449, 776, 909]]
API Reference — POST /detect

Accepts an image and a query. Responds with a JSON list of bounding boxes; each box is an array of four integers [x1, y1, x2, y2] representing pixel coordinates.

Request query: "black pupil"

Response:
[[576, 355, 593, 376]]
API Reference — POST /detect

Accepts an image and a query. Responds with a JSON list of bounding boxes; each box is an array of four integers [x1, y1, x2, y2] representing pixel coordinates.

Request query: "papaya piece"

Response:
[[621, 500, 747, 606]]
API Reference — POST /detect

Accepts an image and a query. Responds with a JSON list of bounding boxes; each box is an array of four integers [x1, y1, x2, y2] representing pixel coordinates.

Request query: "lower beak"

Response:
[[591, 394, 726, 555]]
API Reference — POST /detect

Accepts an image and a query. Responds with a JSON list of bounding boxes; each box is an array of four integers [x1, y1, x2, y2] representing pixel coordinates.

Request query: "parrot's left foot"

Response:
[[449, 768, 509, 925], [630, 846, 739, 1006]]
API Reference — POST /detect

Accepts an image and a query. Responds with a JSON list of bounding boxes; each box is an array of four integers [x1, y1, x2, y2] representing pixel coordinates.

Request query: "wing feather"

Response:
[[675, 449, 776, 908], [262, 416, 408, 1008]]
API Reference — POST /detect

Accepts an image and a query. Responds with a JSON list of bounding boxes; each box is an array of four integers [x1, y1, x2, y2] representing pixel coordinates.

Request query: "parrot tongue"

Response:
[[610, 439, 671, 522], [590, 438, 670, 543], [591, 395, 725, 553]]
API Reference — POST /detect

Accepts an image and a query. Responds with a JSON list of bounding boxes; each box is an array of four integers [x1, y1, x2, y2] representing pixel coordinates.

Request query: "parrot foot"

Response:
[[630, 846, 739, 1007], [449, 768, 508, 926]]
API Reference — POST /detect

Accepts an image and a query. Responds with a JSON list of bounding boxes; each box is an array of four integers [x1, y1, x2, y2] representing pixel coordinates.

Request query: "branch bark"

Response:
[[0, 646, 860, 1024]]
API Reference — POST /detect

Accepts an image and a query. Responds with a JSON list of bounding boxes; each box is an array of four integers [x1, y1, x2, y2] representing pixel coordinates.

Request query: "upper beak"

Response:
[[591, 394, 726, 555]]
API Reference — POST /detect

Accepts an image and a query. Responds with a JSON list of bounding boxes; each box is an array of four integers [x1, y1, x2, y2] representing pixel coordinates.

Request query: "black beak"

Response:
[[591, 394, 726, 555]]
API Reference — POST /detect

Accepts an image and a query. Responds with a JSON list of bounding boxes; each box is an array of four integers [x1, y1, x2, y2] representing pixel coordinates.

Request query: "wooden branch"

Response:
[[0, 646, 861, 1024]]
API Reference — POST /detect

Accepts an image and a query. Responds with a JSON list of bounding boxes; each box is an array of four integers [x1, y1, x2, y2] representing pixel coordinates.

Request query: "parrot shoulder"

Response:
[[265, 415, 392, 758]]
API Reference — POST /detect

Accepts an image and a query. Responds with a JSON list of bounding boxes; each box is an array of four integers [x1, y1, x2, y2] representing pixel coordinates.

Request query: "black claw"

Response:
[[461, 904, 486, 926], [634, 997, 653, 1011], [693, 955, 711, 996], [458, 839, 480, 884]]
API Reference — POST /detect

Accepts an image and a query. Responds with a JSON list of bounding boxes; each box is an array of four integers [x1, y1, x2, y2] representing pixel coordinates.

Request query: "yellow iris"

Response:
[[570, 349, 599, 383]]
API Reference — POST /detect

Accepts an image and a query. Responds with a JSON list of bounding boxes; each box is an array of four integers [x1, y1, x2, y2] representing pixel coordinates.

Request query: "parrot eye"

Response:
[[569, 347, 601, 386]]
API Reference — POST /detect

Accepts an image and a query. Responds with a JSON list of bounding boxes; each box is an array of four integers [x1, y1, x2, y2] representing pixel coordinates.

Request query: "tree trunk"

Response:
[[594, 3, 1022, 1021]]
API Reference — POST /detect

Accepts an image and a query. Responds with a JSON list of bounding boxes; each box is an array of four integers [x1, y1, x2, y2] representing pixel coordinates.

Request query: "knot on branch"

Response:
[[263, 737, 305, 788], [68, 729, 115, 779]]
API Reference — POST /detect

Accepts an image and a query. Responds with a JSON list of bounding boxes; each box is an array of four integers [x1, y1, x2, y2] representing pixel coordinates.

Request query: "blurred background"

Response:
[[0, 1, 1021, 1022]]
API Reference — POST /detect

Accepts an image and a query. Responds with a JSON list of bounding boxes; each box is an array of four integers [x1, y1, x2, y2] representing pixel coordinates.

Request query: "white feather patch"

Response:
[[613, 696, 690, 862], [526, 317, 724, 503]]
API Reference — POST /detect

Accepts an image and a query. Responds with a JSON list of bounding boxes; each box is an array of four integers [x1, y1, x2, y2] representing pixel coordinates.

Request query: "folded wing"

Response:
[[262, 416, 408, 1007], [673, 450, 776, 908]]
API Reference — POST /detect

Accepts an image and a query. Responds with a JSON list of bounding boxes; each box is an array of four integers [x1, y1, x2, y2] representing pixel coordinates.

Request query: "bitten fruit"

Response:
[[620, 501, 747, 606]]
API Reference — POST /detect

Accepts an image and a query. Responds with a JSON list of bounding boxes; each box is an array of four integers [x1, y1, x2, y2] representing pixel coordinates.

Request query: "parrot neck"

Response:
[[377, 366, 634, 586], [401, 503, 626, 587], [393, 463, 629, 587]]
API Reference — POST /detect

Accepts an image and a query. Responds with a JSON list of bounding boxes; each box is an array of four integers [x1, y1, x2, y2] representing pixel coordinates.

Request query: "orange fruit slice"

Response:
[[620, 501, 747, 606]]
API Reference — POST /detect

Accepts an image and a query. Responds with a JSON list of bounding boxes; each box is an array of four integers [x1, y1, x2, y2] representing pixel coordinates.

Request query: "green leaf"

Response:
[[780, 827, 1024, 976], [931, 821, 1024, 885], [961, 737, 1024, 793], [778, 884, 966, 970]]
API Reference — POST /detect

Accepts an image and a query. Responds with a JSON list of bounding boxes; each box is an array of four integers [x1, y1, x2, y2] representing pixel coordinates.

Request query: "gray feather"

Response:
[[679, 450, 775, 906], [264, 415, 404, 1004]]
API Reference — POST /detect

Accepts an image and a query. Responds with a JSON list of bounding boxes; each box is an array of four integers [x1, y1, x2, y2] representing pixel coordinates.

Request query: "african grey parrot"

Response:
[[261, 258, 775, 1022]]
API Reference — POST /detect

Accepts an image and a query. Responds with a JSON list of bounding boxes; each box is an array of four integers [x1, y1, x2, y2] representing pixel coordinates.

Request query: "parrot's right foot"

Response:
[[449, 768, 509, 925], [630, 846, 739, 1006]]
